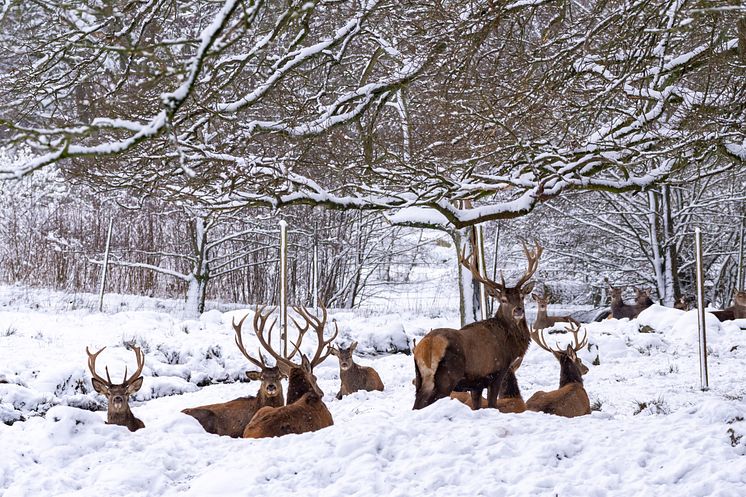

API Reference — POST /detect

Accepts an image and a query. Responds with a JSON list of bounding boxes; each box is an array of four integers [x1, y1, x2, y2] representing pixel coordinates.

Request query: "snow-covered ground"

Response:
[[2, 283, 746, 497]]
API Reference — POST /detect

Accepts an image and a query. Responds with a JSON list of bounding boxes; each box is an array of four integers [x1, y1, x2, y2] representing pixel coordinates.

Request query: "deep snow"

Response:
[[1, 283, 746, 497]]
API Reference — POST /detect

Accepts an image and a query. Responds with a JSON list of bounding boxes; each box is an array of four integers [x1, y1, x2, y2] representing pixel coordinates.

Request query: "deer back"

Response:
[[243, 392, 333, 439]]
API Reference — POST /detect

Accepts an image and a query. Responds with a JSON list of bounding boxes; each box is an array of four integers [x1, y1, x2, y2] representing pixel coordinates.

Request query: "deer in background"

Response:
[[413, 241, 542, 410], [449, 355, 526, 413], [243, 305, 337, 439], [532, 292, 579, 331], [526, 323, 590, 418], [330, 341, 384, 399], [634, 287, 655, 311], [181, 310, 286, 438], [606, 281, 641, 319], [86, 346, 146, 432], [710, 290, 746, 321]]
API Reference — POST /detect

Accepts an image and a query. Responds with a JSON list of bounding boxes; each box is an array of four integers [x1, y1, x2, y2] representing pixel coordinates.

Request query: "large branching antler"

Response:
[[530, 322, 588, 354], [514, 240, 542, 289], [290, 304, 339, 369], [459, 249, 504, 297], [233, 308, 271, 370], [86, 345, 145, 386]]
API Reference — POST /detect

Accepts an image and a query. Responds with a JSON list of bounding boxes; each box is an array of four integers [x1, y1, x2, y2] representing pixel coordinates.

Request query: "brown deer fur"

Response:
[[526, 327, 590, 418], [242, 306, 337, 439], [413, 242, 541, 410], [711, 290, 746, 321], [608, 284, 644, 320], [182, 312, 287, 437], [450, 355, 526, 413], [182, 367, 285, 438], [531, 294, 579, 330], [330, 341, 384, 399], [86, 346, 146, 432]]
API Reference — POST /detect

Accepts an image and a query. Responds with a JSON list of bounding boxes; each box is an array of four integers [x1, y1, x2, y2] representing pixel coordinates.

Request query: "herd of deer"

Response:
[[85, 241, 746, 435]]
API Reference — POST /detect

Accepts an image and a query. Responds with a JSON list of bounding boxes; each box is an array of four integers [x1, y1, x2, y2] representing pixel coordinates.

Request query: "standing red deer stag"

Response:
[[526, 323, 590, 418], [243, 305, 337, 439], [532, 293, 579, 331], [330, 341, 384, 399], [413, 241, 542, 410], [181, 309, 286, 437], [86, 346, 146, 432]]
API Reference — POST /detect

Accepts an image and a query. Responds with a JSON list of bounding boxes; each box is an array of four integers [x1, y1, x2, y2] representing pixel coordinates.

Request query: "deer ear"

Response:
[[350, 341, 358, 352], [522, 281, 535, 295], [566, 345, 576, 360], [91, 378, 109, 396], [329, 347, 339, 357], [301, 355, 312, 372], [531, 293, 539, 301], [246, 371, 262, 381], [126, 376, 144, 395]]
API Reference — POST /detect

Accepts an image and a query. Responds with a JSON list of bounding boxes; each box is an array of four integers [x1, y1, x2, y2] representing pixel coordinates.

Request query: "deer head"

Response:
[[250, 304, 338, 403], [461, 240, 542, 323], [233, 311, 287, 401], [86, 346, 145, 431], [330, 341, 358, 371]]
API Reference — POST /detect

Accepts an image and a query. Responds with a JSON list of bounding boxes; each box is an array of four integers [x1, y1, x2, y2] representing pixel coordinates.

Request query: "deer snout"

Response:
[[512, 307, 525, 320], [111, 395, 126, 408], [266, 383, 279, 395], [339, 361, 351, 371]]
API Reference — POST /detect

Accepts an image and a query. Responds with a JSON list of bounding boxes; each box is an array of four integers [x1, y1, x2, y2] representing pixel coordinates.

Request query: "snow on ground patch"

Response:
[[2, 288, 746, 496]]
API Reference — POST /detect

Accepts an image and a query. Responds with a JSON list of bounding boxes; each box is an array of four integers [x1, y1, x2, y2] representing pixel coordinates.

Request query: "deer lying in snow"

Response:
[[531, 293, 579, 331], [449, 355, 526, 413], [330, 341, 384, 399], [181, 310, 286, 437], [710, 290, 746, 321], [526, 323, 590, 418], [413, 241, 542, 410], [86, 345, 146, 432], [607, 281, 648, 320], [243, 306, 336, 439]]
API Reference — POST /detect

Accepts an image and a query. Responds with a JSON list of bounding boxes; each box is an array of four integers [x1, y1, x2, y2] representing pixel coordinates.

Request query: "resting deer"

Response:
[[330, 341, 384, 399], [607, 282, 641, 320], [413, 241, 541, 410], [634, 287, 654, 310], [531, 293, 579, 331], [450, 355, 526, 413], [86, 346, 146, 432], [526, 323, 590, 418], [181, 310, 286, 437], [243, 305, 337, 439], [710, 290, 746, 321]]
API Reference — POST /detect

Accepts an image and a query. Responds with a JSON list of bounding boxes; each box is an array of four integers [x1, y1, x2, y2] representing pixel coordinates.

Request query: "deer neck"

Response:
[[107, 405, 136, 427], [558, 355, 583, 387], [258, 388, 285, 407]]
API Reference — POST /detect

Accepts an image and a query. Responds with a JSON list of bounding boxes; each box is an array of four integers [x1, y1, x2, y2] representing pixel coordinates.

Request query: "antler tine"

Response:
[[123, 346, 145, 385], [252, 305, 297, 370], [459, 248, 502, 295], [515, 240, 543, 288], [86, 346, 111, 386], [529, 329, 556, 354], [565, 322, 588, 352], [292, 304, 338, 369], [233, 311, 268, 369]]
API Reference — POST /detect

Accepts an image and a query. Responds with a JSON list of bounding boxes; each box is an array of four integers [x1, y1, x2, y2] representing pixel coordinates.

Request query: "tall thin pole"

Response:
[[97, 218, 114, 312], [313, 222, 319, 310], [475, 225, 488, 320], [737, 218, 745, 291], [695, 227, 709, 391], [279, 220, 288, 357]]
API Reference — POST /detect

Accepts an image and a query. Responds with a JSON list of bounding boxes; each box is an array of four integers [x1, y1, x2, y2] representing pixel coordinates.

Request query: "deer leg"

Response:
[[486, 370, 507, 408], [469, 389, 483, 410]]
